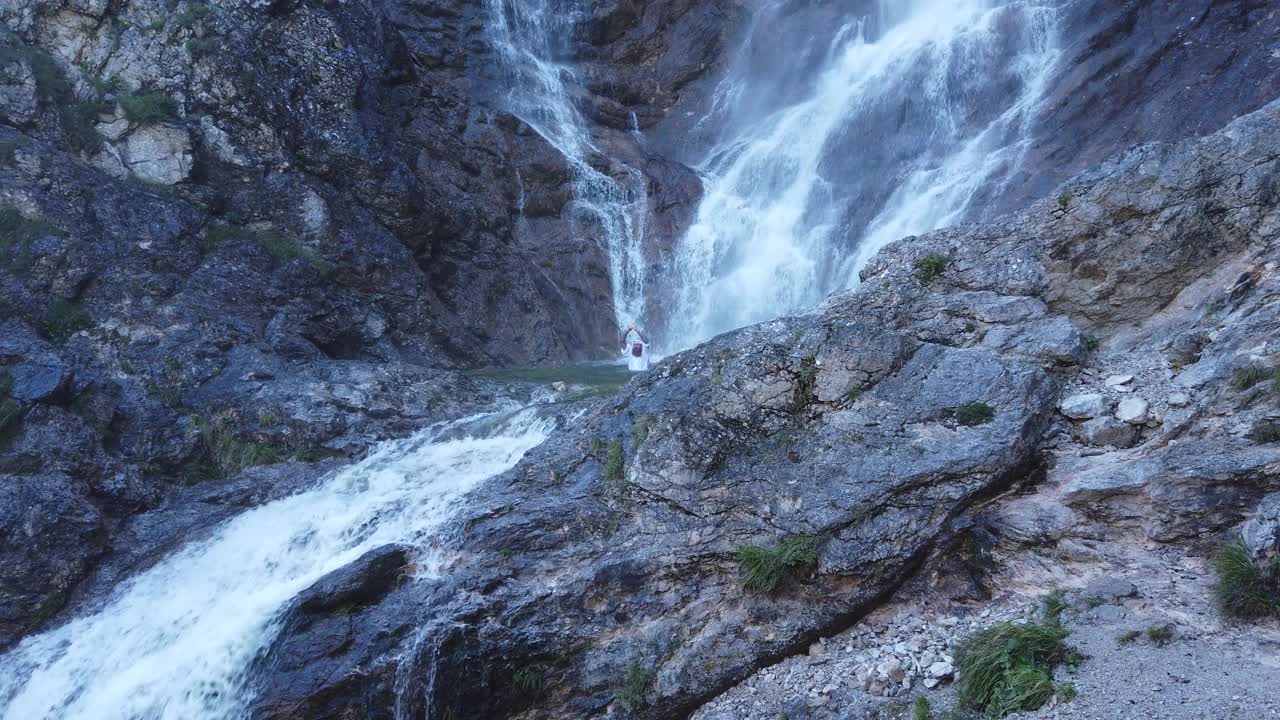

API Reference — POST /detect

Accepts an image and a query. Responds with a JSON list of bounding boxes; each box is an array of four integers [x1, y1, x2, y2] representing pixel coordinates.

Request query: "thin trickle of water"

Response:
[[486, 0, 649, 329], [665, 0, 1059, 351], [0, 408, 554, 720]]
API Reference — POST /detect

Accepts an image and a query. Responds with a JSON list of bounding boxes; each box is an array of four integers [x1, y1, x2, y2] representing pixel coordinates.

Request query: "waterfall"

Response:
[[664, 0, 1059, 351], [0, 408, 555, 720], [486, 0, 650, 331]]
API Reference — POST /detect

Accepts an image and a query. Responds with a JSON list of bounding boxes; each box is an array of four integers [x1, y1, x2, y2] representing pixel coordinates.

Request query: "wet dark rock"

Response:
[[0, 472, 106, 649]]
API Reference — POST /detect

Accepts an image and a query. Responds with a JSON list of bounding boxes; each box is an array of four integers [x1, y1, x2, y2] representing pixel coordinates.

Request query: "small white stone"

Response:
[[928, 661, 955, 679], [1167, 392, 1190, 407], [1116, 397, 1150, 424], [1105, 374, 1135, 387]]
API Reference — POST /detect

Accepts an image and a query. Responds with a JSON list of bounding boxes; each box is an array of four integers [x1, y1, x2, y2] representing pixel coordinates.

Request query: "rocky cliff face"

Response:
[[250, 98, 1280, 718]]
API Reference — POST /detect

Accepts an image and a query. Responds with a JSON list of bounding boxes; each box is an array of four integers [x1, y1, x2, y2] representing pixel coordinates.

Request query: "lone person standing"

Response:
[[620, 324, 650, 372]]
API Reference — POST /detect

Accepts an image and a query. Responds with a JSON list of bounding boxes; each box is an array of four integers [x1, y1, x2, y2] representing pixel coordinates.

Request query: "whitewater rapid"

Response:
[[665, 0, 1059, 350], [0, 408, 554, 720]]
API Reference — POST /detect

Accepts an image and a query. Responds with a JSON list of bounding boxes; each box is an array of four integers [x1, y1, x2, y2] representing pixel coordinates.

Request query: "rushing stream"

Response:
[[0, 408, 555, 720]]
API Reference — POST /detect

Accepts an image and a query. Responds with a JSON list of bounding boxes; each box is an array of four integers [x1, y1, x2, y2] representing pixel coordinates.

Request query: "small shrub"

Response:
[[1117, 630, 1141, 645], [147, 382, 183, 410], [119, 91, 177, 124], [846, 386, 863, 404], [952, 402, 995, 427], [1144, 624, 1173, 647], [604, 440, 624, 483], [617, 662, 652, 711], [1247, 421, 1280, 444], [915, 253, 950, 282], [955, 621, 1071, 717], [257, 408, 278, 425], [912, 695, 932, 720], [40, 300, 93, 344], [590, 437, 604, 455], [1212, 538, 1279, 620], [1083, 335, 1100, 352], [737, 534, 819, 594], [1057, 192, 1071, 211]]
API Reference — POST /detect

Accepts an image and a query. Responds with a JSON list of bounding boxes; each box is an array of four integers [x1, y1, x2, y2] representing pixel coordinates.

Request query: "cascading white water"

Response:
[[0, 408, 554, 720], [486, 0, 649, 329], [665, 0, 1059, 350]]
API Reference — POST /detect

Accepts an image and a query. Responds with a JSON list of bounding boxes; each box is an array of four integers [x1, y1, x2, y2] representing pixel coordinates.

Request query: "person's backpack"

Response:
[[631, 342, 643, 358]]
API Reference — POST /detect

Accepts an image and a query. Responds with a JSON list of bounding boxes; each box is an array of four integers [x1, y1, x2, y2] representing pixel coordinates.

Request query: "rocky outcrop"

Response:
[[251, 95, 1280, 719]]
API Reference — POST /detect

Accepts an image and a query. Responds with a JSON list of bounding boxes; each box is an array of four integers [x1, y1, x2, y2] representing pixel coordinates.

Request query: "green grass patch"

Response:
[[912, 695, 932, 720], [196, 412, 283, 478], [952, 402, 995, 427], [40, 300, 93, 344], [617, 662, 652, 711], [1212, 537, 1279, 620], [1084, 595, 1105, 609], [914, 253, 950, 282], [1144, 624, 1173, 647], [1083, 335, 1100, 352], [175, 1, 210, 27], [0, 397, 22, 437], [736, 534, 820, 594], [1117, 630, 1140, 645], [955, 621, 1072, 717], [604, 440, 624, 483], [119, 91, 177, 124], [1056, 192, 1071, 211], [1056, 682, 1077, 702]]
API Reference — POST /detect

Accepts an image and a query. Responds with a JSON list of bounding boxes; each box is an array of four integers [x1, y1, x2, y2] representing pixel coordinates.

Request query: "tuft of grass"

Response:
[[736, 534, 820, 594], [1117, 630, 1141, 645], [1144, 624, 1173, 647], [1057, 192, 1071, 211], [1231, 365, 1269, 391], [1083, 335, 1100, 352], [1042, 589, 1068, 623], [1247, 421, 1280, 444], [1212, 538, 1279, 620], [617, 662, 652, 711], [1084, 595, 1105, 609], [119, 91, 177, 124], [632, 414, 655, 446], [604, 441, 624, 483], [40, 300, 93, 344], [912, 695, 932, 720], [915, 253, 950, 282], [512, 665, 546, 695], [955, 621, 1072, 717], [1056, 682, 1077, 702], [952, 402, 995, 427], [793, 355, 818, 412], [196, 412, 282, 478], [0, 397, 22, 437]]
